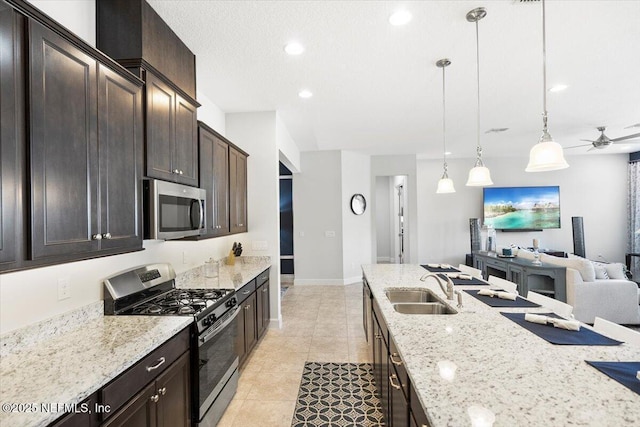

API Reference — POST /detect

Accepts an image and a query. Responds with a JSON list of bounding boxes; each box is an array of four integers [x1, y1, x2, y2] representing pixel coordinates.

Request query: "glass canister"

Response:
[[204, 258, 219, 287], [486, 225, 497, 253]]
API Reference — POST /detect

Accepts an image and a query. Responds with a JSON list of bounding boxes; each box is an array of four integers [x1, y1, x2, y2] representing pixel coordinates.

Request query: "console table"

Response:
[[473, 251, 567, 302]]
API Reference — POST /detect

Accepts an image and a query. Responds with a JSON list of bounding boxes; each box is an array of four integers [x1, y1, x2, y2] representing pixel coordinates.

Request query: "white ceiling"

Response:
[[147, 0, 640, 159]]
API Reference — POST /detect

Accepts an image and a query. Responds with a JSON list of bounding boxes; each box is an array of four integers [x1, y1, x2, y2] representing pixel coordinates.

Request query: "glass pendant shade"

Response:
[[525, 140, 569, 172], [466, 164, 493, 186], [436, 173, 456, 194]]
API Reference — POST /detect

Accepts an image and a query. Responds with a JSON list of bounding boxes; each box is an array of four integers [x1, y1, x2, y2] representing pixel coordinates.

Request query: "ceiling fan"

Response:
[[565, 126, 640, 151]]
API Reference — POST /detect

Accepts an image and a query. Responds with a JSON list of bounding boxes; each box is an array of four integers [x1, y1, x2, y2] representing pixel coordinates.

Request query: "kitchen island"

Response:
[[362, 264, 640, 427]]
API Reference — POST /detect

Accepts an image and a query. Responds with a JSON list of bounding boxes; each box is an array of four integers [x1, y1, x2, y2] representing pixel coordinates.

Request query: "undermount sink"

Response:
[[392, 302, 458, 315], [385, 288, 442, 303]]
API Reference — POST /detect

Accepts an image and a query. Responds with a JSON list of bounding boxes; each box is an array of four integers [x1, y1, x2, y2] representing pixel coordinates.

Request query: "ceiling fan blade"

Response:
[[565, 143, 593, 149], [611, 139, 640, 145], [610, 132, 640, 142], [587, 146, 597, 152]]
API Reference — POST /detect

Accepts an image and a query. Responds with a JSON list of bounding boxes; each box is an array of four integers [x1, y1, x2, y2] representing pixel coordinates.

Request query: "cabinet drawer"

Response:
[[237, 279, 256, 303], [389, 336, 409, 400], [372, 298, 388, 346], [100, 327, 189, 417], [256, 268, 270, 287], [484, 257, 504, 268]]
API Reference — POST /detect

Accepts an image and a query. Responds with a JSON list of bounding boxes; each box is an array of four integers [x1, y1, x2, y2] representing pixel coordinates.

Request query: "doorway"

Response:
[[375, 175, 409, 264], [279, 162, 294, 286]]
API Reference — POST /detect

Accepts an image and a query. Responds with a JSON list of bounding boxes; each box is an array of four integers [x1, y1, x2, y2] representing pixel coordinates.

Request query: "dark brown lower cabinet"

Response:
[[256, 274, 270, 339], [102, 351, 191, 427], [372, 312, 390, 423], [410, 384, 431, 427], [48, 394, 99, 427], [242, 292, 257, 357]]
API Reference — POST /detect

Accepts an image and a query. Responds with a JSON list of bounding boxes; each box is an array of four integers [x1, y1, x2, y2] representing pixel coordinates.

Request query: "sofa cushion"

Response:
[[592, 263, 610, 279], [603, 262, 626, 280], [541, 254, 596, 282]]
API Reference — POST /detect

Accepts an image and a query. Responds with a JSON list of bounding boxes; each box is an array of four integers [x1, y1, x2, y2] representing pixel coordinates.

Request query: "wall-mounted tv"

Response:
[[483, 186, 560, 231]]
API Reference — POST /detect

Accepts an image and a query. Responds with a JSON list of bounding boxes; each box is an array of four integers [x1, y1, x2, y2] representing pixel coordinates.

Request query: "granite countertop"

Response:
[[362, 264, 640, 427], [0, 302, 192, 427], [175, 256, 271, 291]]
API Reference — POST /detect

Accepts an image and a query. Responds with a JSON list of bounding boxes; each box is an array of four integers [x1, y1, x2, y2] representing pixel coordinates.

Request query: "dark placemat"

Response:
[[501, 312, 623, 346], [465, 290, 541, 308], [441, 274, 488, 286], [585, 361, 640, 395], [421, 264, 460, 273]]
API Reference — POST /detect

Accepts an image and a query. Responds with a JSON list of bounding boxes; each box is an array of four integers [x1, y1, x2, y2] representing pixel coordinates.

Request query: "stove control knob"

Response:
[[202, 317, 211, 328], [227, 297, 237, 308], [208, 314, 216, 324]]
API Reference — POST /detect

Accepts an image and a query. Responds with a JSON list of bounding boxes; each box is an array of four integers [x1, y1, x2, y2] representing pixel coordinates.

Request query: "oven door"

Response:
[[197, 307, 240, 422]]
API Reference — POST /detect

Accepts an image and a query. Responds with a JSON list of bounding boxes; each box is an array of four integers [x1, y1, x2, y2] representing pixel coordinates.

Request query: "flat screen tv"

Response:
[[483, 186, 560, 230]]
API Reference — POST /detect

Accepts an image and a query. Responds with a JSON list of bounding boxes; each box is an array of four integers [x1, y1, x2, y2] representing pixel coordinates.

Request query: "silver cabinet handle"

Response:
[[242, 290, 250, 295], [375, 334, 382, 340], [150, 394, 159, 403], [92, 234, 102, 240], [239, 223, 244, 227], [390, 353, 403, 366], [159, 387, 166, 396], [102, 232, 112, 239], [179, 170, 183, 175], [173, 169, 179, 174], [146, 357, 166, 372], [389, 374, 401, 390], [263, 288, 268, 293]]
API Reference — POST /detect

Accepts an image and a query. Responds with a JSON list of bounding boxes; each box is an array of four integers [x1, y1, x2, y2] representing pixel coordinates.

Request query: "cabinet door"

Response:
[[198, 125, 229, 236], [257, 281, 270, 339], [156, 352, 191, 427], [145, 71, 175, 182], [48, 394, 99, 427], [29, 19, 99, 260], [174, 94, 198, 187], [97, 65, 143, 251], [229, 147, 247, 234], [102, 381, 157, 427], [0, 3, 22, 268], [212, 137, 230, 234], [389, 364, 409, 427], [243, 292, 257, 354], [236, 298, 247, 364]]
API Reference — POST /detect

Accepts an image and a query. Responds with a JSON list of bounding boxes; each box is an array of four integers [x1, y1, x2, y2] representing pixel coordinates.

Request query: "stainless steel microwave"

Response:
[[144, 179, 206, 240]]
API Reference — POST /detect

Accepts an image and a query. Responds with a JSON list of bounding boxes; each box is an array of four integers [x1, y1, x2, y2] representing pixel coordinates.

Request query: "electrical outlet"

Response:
[[299, 231, 305, 237], [325, 231, 335, 238], [58, 277, 71, 300]]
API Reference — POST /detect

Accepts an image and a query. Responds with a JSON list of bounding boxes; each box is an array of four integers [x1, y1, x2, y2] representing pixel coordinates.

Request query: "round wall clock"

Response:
[[350, 194, 367, 215]]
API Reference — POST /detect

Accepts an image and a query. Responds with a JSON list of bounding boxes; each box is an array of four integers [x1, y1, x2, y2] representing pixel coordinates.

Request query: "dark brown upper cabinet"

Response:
[[229, 146, 248, 234], [142, 69, 198, 187], [198, 122, 230, 237], [97, 0, 199, 187], [28, 18, 143, 261], [0, 2, 24, 269]]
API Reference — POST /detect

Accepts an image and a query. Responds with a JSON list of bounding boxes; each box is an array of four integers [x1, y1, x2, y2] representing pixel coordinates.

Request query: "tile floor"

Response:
[[217, 283, 370, 427]]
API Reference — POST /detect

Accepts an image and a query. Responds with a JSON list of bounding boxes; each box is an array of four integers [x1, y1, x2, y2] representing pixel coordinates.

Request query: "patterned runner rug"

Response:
[[291, 362, 385, 427]]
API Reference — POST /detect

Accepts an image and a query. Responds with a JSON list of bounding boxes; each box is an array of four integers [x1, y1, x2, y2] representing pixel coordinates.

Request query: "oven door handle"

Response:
[[200, 307, 240, 345]]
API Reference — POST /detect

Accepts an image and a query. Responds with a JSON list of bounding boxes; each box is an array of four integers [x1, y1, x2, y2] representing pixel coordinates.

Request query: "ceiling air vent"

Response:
[[485, 128, 509, 134]]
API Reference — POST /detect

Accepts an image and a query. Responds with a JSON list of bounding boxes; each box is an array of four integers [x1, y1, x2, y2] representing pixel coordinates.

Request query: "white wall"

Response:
[[293, 151, 344, 283], [197, 90, 225, 135], [371, 156, 419, 264], [276, 113, 301, 173], [226, 112, 283, 325], [375, 177, 392, 262], [341, 151, 372, 282], [417, 154, 629, 265], [27, 0, 96, 46]]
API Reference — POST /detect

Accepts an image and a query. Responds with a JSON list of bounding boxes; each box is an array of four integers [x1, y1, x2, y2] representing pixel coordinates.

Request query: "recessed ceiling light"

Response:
[[548, 84, 568, 92], [444, 151, 452, 156], [284, 42, 305, 55], [389, 10, 412, 26], [298, 90, 313, 99]]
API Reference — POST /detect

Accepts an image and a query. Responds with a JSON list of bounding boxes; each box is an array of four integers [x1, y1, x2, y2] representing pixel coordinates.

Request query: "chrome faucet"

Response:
[[420, 273, 463, 308]]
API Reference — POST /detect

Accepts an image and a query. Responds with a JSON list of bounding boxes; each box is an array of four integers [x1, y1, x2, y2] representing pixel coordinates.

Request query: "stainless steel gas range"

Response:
[[103, 263, 239, 427]]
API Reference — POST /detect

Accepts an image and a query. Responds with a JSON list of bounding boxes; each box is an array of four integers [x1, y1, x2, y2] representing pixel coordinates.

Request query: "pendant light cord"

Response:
[[542, 0, 548, 132], [442, 65, 447, 170], [475, 19, 481, 156]]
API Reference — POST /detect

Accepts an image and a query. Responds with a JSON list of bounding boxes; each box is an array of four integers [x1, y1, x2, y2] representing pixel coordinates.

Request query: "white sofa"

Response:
[[536, 253, 640, 325]]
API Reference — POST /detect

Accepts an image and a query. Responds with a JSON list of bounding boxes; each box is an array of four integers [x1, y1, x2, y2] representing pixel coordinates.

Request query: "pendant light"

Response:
[[525, 0, 569, 172], [436, 58, 455, 194], [465, 7, 493, 187]]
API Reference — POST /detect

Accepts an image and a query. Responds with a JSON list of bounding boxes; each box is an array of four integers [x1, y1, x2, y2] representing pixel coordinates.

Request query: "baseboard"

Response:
[[280, 274, 294, 285]]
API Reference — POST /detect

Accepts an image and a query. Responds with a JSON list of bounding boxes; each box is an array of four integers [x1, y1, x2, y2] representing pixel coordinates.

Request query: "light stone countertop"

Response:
[[0, 302, 192, 427], [175, 256, 271, 290], [362, 264, 640, 427]]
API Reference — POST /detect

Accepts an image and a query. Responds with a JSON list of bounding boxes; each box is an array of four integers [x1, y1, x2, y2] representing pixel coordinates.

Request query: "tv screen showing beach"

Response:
[[483, 186, 560, 230]]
